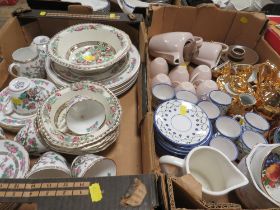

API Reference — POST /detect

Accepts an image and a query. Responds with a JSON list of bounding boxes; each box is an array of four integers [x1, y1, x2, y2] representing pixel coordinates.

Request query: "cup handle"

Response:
[[8, 63, 20, 77], [3, 97, 14, 115], [194, 36, 203, 48], [220, 43, 229, 53], [159, 155, 185, 175]]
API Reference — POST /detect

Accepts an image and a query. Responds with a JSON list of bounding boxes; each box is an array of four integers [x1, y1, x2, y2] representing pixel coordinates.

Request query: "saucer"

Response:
[[0, 140, 30, 178], [0, 79, 56, 132], [154, 100, 211, 146]]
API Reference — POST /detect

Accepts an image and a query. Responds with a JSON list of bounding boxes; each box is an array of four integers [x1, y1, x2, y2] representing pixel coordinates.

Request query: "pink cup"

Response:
[[174, 81, 196, 94], [169, 66, 189, 86], [151, 73, 172, 87], [196, 80, 218, 100], [190, 65, 212, 84], [150, 57, 169, 78]]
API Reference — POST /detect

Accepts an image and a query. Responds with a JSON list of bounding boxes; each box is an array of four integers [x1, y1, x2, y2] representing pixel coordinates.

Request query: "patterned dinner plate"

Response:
[[154, 100, 211, 146], [38, 81, 122, 150], [0, 140, 29, 178], [48, 23, 131, 72], [46, 45, 140, 96], [0, 79, 56, 132]]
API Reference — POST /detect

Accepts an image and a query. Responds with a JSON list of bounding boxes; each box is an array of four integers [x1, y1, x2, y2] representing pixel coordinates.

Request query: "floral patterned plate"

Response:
[[47, 23, 131, 73], [38, 81, 122, 151], [0, 140, 29, 178], [261, 147, 280, 203], [0, 79, 56, 132], [46, 45, 140, 96], [154, 100, 211, 146]]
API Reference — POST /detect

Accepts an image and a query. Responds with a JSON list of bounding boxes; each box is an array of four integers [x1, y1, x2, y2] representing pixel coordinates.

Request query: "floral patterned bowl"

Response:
[[47, 23, 131, 73], [0, 140, 29, 178]]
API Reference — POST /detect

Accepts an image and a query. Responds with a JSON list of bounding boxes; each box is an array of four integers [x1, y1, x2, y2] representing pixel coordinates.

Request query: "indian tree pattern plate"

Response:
[[38, 81, 122, 149], [154, 100, 211, 145], [0, 79, 56, 132], [261, 147, 280, 203], [47, 23, 131, 72], [50, 54, 129, 83], [0, 140, 29, 178], [46, 45, 140, 95]]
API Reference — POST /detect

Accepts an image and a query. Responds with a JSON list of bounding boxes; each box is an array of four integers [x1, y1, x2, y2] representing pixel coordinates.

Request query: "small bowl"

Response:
[[197, 101, 220, 121], [210, 135, 238, 161], [152, 84, 175, 109], [215, 116, 242, 140], [209, 90, 232, 115], [175, 90, 198, 104], [66, 99, 106, 135]]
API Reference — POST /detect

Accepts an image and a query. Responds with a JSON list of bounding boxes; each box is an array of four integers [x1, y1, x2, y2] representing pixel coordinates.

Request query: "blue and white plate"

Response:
[[154, 100, 211, 146]]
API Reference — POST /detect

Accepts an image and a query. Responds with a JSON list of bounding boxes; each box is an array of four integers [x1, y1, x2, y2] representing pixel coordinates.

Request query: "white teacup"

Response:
[[210, 135, 238, 162], [196, 80, 218, 100], [159, 146, 248, 196], [175, 90, 198, 104], [71, 154, 116, 178], [236, 130, 268, 160], [174, 81, 196, 94], [236, 112, 270, 134], [169, 66, 189, 86], [4, 77, 40, 116], [8, 47, 45, 78], [151, 73, 172, 87], [190, 65, 211, 84], [66, 99, 106, 135], [197, 101, 220, 121], [215, 116, 242, 140], [14, 119, 48, 155], [26, 151, 71, 179], [209, 90, 232, 115], [150, 57, 169, 78], [152, 84, 175, 109]]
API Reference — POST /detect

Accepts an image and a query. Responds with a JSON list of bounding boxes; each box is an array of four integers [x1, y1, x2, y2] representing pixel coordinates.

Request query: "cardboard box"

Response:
[[0, 9, 168, 210], [143, 4, 280, 209]]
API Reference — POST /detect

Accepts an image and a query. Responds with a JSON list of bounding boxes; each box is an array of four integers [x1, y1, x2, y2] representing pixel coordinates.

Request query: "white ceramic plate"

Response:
[[0, 79, 56, 132], [154, 99, 211, 145], [0, 140, 29, 178], [48, 23, 131, 72], [38, 81, 122, 150]]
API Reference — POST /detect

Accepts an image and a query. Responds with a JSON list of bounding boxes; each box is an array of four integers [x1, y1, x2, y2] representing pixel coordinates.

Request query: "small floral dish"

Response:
[[26, 151, 71, 179], [0, 140, 29, 178], [71, 154, 116, 178], [47, 23, 131, 73], [261, 147, 280, 203], [0, 79, 56, 132]]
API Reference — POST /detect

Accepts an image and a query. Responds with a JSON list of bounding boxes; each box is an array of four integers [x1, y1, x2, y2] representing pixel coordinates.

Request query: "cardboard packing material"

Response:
[[143, 4, 280, 209], [0, 8, 169, 210]]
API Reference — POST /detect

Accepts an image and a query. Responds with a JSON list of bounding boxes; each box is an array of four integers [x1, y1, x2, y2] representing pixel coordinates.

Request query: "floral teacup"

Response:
[[26, 151, 71, 179], [71, 154, 116, 178], [14, 118, 48, 155], [3, 77, 40, 116]]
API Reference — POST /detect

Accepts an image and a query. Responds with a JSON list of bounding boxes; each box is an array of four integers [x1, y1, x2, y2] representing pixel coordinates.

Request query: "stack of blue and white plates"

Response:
[[154, 100, 212, 158]]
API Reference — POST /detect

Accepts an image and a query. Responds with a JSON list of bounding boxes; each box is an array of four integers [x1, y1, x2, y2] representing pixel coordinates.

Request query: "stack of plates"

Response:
[[46, 23, 140, 96], [154, 100, 212, 158], [37, 81, 122, 155]]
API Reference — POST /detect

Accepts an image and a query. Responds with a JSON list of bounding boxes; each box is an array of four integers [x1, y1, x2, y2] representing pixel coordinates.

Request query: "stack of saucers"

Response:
[[45, 23, 141, 96], [37, 81, 122, 155], [154, 99, 212, 158]]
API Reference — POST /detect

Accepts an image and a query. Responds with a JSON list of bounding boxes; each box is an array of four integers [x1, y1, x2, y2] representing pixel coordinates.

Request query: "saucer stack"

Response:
[[37, 81, 122, 155], [45, 23, 141, 96], [154, 100, 212, 158]]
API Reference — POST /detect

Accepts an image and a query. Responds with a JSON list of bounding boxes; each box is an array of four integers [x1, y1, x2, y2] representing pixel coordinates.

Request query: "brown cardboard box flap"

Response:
[[148, 5, 267, 48], [169, 176, 242, 209]]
